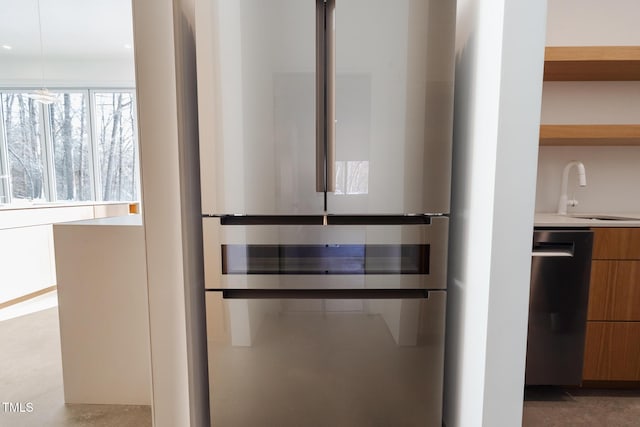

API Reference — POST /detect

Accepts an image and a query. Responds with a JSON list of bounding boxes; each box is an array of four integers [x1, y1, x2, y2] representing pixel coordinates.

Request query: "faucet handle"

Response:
[[568, 199, 579, 208]]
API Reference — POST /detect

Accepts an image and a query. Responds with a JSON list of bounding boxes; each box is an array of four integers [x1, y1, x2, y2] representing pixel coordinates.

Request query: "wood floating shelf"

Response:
[[544, 46, 640, 81], [539, 125, 640, 146]]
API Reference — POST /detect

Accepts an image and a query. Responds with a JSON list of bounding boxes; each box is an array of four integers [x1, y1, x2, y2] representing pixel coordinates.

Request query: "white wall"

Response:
[[0, 0, 136, 88], [0, 57, 135, 88], [546, 0, 640, 46], [444, 0, 546, 426], [536, 0, 640, 213], [132, 0, 208, 425], [541, 82, 640, 125], [536, 147, 640, 213], [0, 225, 55, 303], [132, 0, 189, 424]]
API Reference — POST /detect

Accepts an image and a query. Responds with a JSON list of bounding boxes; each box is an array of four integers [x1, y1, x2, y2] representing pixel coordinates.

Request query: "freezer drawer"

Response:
[[205, 289, 446, 427], [203, 216, 448, 290]]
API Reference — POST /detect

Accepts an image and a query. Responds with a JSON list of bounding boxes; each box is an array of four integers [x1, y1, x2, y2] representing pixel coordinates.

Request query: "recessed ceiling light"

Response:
[[124, 44, 132, 49], [2, 45, 12, 50]]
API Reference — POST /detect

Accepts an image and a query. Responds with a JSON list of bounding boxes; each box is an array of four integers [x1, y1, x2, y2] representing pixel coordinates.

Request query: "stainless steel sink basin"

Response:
[[569, 214, 640, 221]]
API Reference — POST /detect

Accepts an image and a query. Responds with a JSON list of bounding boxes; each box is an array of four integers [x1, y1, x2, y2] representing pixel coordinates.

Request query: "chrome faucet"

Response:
[[557, 161, 587, 215]]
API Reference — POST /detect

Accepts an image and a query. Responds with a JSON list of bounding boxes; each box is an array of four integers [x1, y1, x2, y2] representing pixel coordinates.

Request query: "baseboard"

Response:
[[0, 285, 57, 310], [581, 380, 640, 389]]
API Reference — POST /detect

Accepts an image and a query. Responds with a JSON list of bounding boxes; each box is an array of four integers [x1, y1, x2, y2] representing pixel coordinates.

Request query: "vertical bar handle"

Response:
[[315, 0, 325, 192], [325, 0, 336, 192], [315, 0, 336, 193]]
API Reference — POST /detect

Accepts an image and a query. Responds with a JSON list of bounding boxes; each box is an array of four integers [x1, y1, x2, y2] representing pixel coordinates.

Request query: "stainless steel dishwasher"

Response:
[[525, 228, 594, 386]]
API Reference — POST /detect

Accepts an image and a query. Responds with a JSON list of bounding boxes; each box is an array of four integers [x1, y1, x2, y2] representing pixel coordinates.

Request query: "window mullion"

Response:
[[90, 90, 102, 201], [40, 103, 56, 202], [86, 90, 99, 201], [0, 96, 10, 204], [130, 89, 141, 201]]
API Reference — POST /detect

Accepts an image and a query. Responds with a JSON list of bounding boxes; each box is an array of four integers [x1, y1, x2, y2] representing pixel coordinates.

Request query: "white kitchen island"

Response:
[[0, 202, 137, 305], [53, 215, 152, 405]]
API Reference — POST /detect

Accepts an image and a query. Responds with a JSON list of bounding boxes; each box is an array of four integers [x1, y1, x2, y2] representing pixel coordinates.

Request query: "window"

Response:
[[0, 93, 45, 201], [335, 160, 369, 195], [49, 92, 92, 201], [0, 89, 139, 205], [94, 92, 138, 201]]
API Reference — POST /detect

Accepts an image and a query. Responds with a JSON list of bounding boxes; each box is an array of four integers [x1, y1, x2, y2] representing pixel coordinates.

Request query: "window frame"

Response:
[[0, 99, 10, 204], [0, 87, 139, 205]]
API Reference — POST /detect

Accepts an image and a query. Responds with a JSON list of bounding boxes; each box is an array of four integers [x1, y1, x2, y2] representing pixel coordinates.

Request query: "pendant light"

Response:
[[28, 0, 57, 105]]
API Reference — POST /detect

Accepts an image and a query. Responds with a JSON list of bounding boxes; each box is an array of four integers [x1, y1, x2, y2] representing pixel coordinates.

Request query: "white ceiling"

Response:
[[0, 0, 134, 59]]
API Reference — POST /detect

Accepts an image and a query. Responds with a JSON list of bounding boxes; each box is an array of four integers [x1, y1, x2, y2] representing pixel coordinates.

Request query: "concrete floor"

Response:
[[523, 386, 640, 427], [3, 300, 639, 426], [0, 306, 151, 427]]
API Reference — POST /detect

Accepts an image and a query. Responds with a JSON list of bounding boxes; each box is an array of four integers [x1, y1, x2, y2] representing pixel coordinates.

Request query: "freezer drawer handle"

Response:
[[219, 289, 430, 300]]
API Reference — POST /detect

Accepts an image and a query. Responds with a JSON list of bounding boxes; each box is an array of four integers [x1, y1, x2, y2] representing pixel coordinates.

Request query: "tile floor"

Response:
[[0, 297, 151, 427]]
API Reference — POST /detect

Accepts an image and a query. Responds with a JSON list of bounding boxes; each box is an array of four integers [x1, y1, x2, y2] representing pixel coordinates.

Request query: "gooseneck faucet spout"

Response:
[[557, 160, 587, 215]]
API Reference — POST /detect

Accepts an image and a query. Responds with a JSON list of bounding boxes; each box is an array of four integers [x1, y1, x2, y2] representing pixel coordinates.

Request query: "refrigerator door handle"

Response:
[[315, 0, 324, 192], [316, 0, 336, 193], [219, 289, 430, 300], [325, 0, 336, 193]]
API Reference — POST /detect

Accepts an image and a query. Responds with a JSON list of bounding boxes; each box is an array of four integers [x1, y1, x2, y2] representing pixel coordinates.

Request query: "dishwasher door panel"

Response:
[[525, 229, 594, 386], [205, 290, 446, 427]]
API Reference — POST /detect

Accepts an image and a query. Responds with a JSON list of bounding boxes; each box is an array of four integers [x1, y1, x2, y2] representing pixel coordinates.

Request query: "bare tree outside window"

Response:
[[49, 92, 91, 201], [335, 160, 369, 195], [1, 93, 45, 201], [95, 92, 138, 201], [0, 89, 139, 205]]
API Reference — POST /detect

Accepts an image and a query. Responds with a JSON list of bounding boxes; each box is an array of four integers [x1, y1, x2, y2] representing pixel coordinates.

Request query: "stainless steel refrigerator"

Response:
[[196, 0, 456, 425]]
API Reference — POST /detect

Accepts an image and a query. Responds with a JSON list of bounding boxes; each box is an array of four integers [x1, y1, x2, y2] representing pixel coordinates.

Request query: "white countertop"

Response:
[[0, 200, 134, 211], [535, 213, 640, 227], [0, 201, 138, 229], [56, 215, 142, 227]]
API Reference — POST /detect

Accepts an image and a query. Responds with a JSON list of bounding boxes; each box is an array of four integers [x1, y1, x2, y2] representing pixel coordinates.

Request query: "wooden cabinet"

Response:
[[583, 322, 640, 381], [592, 228, 640, 260], [583, 228, 640, 381], [588, 261, 640, 321], [540, 46, 640, 147]]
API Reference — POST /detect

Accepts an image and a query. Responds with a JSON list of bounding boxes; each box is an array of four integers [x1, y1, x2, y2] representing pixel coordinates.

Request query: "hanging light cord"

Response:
[[36, 0, 45, 88], [29, 0, 56, 104]]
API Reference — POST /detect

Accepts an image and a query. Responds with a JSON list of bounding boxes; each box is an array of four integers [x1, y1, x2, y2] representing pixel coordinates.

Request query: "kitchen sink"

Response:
[[569, 214, 640, 221]]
